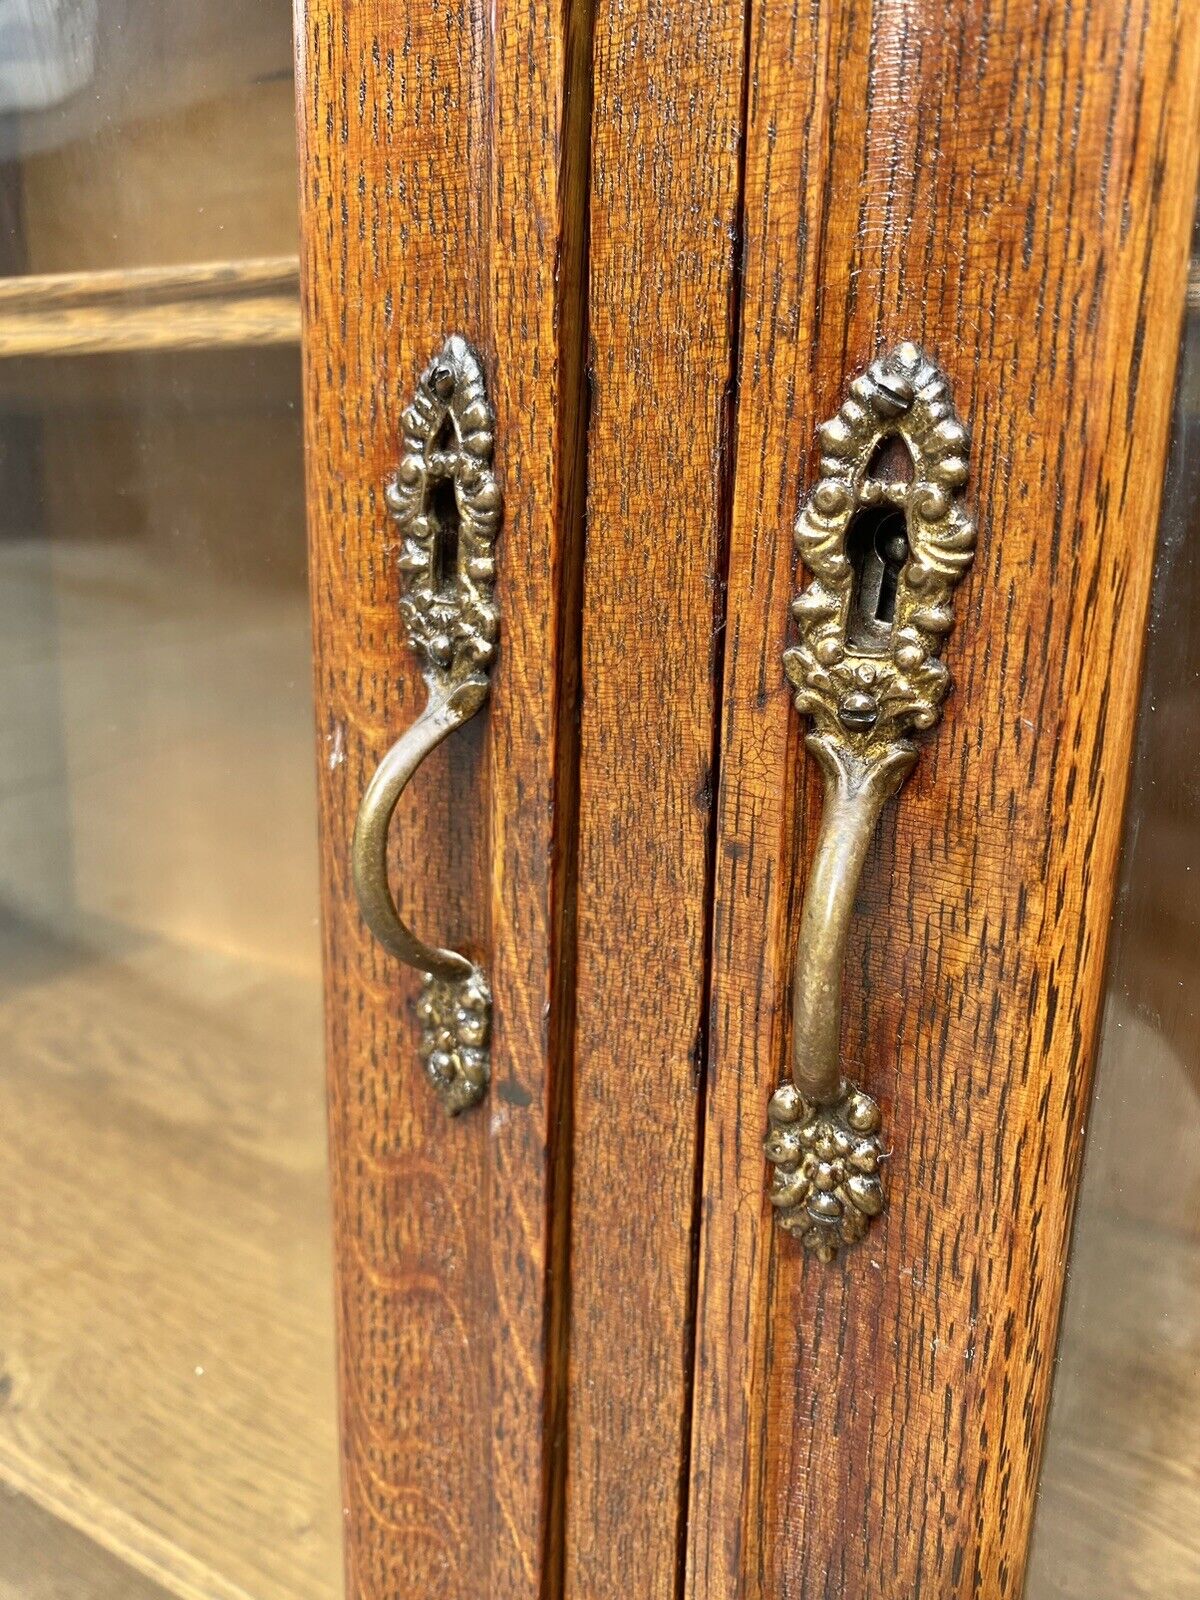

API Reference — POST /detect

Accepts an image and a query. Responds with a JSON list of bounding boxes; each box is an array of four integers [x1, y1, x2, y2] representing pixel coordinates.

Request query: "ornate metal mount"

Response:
[[352, 336, 499, 1113], [766, 343, 975, 1259]]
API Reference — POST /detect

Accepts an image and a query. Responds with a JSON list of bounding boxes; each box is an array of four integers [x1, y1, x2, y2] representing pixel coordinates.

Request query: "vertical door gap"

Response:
[[540, 0, 597, 1594], [672, 2, 756, 1596]]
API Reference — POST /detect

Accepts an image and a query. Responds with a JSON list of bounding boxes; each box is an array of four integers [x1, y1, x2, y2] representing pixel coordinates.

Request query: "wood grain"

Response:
[[1026, 1036, 1200, 1597], [1027, 290, 1200, 1595], [0, 1485, 176, 1600], [296, 0, 589, 1594], [563, 4, 748, 1598], [0, 922, 339, 1600], [685, 3, 1200, 1598], [0, 257, 300, 357], [0, 256, 297, 307]]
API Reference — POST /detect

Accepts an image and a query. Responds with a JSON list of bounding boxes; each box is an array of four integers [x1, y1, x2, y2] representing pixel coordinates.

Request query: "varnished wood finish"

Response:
[[0, 257, 297, 308], [686, 3, 1200, 1598], [1028, 289, 1200, 1595], [296, 0, 589, 1594], [563, 6, 747, 1598], [0, 257, 300, 356]]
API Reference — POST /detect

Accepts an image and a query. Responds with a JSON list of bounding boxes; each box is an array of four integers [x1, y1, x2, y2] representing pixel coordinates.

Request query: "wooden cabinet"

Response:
[[2, 2, 1199, 1598], [297, 0, 1200, 1595]]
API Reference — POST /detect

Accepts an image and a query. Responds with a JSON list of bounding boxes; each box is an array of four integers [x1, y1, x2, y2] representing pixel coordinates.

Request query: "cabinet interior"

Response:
[[0, 6, 341, 1600]]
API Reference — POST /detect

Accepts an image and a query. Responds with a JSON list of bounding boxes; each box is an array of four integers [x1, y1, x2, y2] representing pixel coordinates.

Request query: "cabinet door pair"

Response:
[[297, 1, 1200, 1597]]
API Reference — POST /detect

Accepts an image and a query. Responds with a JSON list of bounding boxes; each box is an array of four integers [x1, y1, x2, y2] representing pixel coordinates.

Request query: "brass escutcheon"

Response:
[[351, 336, 499, 1113], [765, 343, 976, 1259]]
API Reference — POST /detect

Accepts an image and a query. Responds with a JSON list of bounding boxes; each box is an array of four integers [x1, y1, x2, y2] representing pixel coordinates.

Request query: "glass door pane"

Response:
[[1026, 244, 1200, 1596], [0, 7, 341, 1598]]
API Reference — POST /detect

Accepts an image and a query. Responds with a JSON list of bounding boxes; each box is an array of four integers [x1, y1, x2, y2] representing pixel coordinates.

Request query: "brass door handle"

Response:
[[351, 336, 500, 1114], [764, 344, 976, 1259]]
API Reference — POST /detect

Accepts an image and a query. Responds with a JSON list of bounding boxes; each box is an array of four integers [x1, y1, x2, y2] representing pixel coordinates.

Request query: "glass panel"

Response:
[[1026, 249, 1200, 1595], [0, 8, 340, 1600]]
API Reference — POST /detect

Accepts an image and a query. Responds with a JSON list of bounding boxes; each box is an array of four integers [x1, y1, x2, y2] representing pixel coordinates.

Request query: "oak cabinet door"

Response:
[[687, 5, 1200, 1600], [296, 2, 589, 1595], [1026, 275, 1200, 1594]]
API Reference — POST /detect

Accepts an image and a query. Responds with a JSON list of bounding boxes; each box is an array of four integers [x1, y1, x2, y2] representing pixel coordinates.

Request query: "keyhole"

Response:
[[429, 477, 461, 592], [873, 513, 908, 624], [846, 505, 909, 649], [433, 412, 456, 453]]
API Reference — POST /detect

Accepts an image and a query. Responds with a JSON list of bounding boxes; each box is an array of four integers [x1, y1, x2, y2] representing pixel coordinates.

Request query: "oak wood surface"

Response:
[[0, 257, 300, 357], [296, 0, 589, 1594], [562, 5, 747, 1598], [0, 922, 339, 1600], [0, 1485, 176, 1600], [1026, 1039, 1200, 1597], [0, 257, 298, 307], [684, 3, 1200, 1598]]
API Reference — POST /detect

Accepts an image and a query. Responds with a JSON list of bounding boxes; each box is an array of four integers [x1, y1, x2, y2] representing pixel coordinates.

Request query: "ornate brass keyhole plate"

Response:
[[765, 343, 976, 1259], [352, 336, 500, 1113]]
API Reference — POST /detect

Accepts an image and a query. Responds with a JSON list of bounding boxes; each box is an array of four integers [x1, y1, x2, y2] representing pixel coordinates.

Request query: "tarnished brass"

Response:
[[352, 336, 499, 1113], [765, 343, 976, 1258]]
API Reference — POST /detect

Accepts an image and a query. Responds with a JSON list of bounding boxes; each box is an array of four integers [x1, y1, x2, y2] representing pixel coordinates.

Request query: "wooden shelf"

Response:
[[0, 535, 339, 1599], [0, 257, 300, 357], [0, 1484, 178, 1600], [1025, 1209, 1200, 1597], [0, 918, 341, 1600]]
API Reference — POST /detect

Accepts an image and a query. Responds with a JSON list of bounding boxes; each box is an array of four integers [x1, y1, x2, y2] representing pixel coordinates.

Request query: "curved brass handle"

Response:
[[354, 677, 487, 982], [352, 336, 500, 1114], [788, 736, 916, 1107], [765, 344, 976, 1259]]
